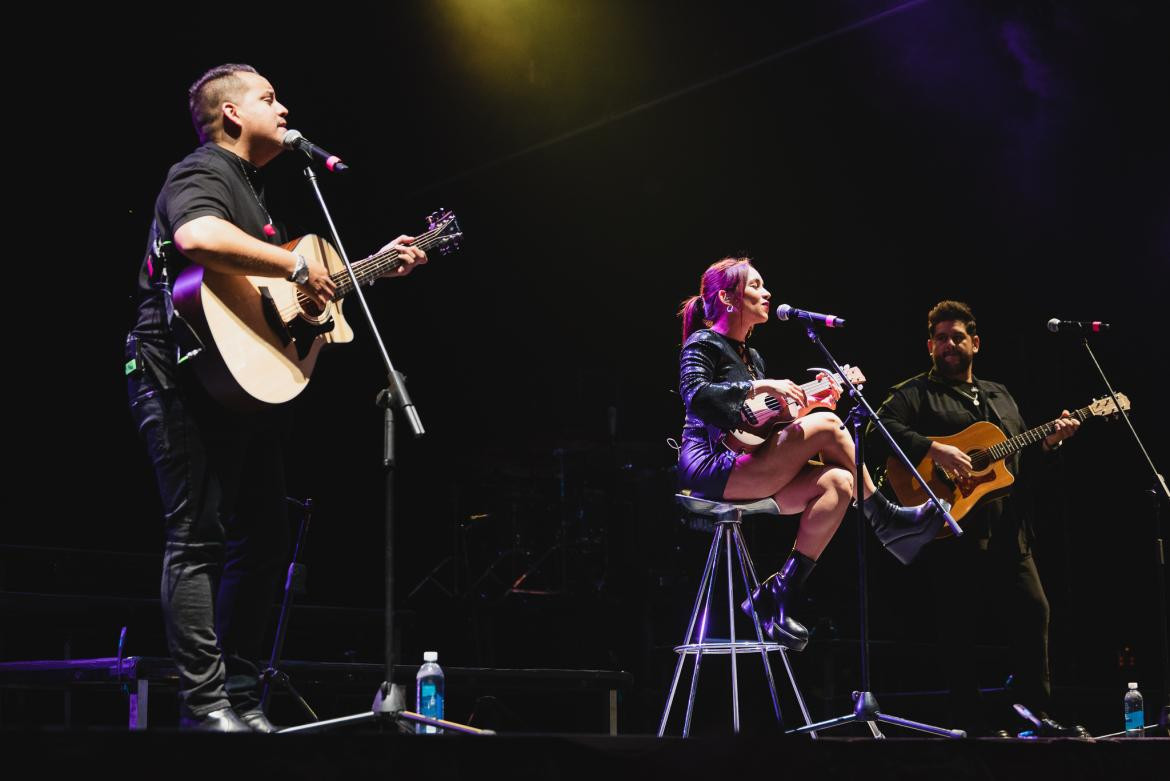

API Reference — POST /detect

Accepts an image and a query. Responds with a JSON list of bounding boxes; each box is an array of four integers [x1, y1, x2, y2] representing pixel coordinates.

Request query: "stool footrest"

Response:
[[673, 640, 787, 655]]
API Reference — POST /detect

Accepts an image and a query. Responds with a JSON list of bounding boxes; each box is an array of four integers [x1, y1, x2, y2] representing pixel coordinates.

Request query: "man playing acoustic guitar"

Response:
[[871, 300, 1085, 737], [126, 64, 426, 731]]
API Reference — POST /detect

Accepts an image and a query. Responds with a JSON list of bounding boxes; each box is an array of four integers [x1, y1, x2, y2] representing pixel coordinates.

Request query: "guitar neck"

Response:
[[328, 225, 447, 298], [755, 373, 843, 413], [984, 404, 1093, 462]]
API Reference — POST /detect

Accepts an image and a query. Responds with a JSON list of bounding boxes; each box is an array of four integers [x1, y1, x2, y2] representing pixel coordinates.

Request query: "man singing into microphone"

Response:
[[869, 300, 1084, 737], [126, 64, 426, 731]]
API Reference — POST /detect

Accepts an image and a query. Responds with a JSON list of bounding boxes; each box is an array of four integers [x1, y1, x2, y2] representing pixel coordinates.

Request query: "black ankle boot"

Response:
[[862, 491, 948, 565], [740, 551, 816, 651]]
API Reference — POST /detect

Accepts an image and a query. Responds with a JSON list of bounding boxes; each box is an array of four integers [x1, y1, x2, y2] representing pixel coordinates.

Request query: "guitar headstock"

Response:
[[1088, 392, 1131, 418], [842, 364, 866, 385], [426, 208, 463, 256]]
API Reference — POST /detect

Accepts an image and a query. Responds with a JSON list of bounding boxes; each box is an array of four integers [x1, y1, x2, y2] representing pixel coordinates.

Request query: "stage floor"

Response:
[[6, 729, 1166, 780]]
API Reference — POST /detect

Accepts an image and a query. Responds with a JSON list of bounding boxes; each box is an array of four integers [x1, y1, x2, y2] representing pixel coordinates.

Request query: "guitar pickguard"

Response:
[[935, 465, 998, 497], [288, 315, 335, 360], [259, 287, 292, 346]]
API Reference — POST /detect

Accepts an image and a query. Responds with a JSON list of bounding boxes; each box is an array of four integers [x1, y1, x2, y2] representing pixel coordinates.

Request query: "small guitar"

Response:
[[722, 365, 866, 454], [884, 393, 1131, 537], [173, 209, 462, 410]]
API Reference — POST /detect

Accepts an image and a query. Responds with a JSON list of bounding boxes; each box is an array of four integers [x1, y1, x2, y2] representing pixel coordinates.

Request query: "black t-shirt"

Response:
[[129, 143, 288, 386]]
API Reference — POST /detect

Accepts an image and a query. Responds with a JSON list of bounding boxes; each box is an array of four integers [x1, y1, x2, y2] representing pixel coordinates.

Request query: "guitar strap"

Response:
[[147, 219, 205, 366]]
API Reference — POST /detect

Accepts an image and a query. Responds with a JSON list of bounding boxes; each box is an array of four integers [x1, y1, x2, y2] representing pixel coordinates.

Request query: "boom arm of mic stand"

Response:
[[302, 164, 425, 439], [801, 325, 961, 537], [1080, 338, 1168, 502]]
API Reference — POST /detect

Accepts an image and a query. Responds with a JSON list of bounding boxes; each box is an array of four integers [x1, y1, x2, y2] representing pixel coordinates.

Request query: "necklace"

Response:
[[731, 337, 759, 379], [954, 385, 980, 406], [234, 156, 277, 238]]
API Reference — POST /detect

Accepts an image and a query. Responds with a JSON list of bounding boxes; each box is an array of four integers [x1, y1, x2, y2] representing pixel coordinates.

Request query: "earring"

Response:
[[726, 304, 734, 312]]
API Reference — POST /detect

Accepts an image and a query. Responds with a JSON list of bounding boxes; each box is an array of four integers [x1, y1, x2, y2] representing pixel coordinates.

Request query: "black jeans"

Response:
[[925, 527, 1051, 733], [128, 363, 289, 717]]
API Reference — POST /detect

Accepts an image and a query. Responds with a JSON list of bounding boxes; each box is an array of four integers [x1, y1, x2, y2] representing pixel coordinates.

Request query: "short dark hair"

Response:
[[927, 300, 977, 337], [188, 64, 259, 144]]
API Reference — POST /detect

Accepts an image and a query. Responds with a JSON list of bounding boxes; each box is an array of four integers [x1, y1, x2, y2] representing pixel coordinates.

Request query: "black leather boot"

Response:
[[740, 550, 816, 651], [862, 491, 948, 565]]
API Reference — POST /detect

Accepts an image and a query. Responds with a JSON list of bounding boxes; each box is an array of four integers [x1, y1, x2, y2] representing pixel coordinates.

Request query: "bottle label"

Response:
[[1124, 709, 1144, 732]]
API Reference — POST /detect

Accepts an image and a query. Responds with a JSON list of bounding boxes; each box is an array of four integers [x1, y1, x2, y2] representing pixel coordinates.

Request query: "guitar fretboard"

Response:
[[329, 224, 453, 299], [749, 372, 851, 420], [982, 405, 1094, 463]]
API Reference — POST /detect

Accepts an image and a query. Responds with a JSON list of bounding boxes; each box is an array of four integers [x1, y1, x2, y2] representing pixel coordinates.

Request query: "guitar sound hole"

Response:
[[299, 298, 325, 318]]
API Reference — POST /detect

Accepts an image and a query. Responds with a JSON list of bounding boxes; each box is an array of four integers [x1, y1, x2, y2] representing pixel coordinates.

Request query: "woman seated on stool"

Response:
[[677, 256, 940, 651]]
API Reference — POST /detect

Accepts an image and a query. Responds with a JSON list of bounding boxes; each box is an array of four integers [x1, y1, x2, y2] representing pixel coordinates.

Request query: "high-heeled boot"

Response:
[[740, 550, 817, 651], [862, 491, 949, 565]]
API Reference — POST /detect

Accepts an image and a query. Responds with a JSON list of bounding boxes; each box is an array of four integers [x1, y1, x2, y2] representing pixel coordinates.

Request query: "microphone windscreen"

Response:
[[281, 129, 305, 150]]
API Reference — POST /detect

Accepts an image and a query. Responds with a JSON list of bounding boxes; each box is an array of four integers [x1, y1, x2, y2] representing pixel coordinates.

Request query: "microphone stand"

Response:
[[278, 157, 485, 736], [1078, 335, 1169, 736], [258, 497, 319, 721], [786, 321, 965, 738]]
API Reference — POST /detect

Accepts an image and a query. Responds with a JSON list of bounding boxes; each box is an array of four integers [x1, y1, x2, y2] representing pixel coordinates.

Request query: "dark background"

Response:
[[4, 1, 1168, 734]]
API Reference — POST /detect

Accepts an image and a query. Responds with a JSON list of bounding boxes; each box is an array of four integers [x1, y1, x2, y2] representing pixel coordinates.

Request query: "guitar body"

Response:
[[721, 397, 796, 454], [173, 234, 353, 410], [171, 209, 462, 411], [884, 420, 1014, 539]]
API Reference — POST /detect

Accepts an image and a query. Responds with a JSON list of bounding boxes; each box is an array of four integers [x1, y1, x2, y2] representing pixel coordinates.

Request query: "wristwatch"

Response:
[[288, 253, 310, 285]]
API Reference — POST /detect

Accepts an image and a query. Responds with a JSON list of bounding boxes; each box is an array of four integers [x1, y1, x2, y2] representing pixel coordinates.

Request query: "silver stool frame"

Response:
[[658, 494, 816, 737]]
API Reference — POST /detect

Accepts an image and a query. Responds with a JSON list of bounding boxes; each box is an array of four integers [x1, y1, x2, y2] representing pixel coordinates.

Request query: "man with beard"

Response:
[[870, 300, 1085, 737]]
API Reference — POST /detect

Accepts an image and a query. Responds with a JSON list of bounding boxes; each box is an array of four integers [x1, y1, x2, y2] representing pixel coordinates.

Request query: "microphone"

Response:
[[776, 304, 846, 328], [281, 129, 348, 172], [1047, 318, 1110, 334]]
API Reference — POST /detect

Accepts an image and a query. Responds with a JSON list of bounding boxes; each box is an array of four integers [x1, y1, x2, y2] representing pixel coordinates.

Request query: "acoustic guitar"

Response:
[[884, 393, 1130, 537], [173, 209, 462, 410]]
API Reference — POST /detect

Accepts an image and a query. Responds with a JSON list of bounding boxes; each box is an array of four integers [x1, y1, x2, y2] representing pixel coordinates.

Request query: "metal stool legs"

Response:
[[658, 507, 815, 736]]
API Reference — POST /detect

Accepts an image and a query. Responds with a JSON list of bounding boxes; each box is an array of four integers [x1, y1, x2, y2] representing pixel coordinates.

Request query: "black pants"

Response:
[[925, 528, 1051, 734], [128, 365, 289, 717]]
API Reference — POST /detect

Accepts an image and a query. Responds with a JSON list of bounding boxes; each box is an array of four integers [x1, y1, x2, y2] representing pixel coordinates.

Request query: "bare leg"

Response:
[[724, 413, 878, 501], [771, 465, 853, 559]]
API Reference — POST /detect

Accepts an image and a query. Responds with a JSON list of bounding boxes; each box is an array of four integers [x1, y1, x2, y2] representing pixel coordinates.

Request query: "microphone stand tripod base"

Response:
[[278, 682, 491, 735], [786, 690, 967, 739]]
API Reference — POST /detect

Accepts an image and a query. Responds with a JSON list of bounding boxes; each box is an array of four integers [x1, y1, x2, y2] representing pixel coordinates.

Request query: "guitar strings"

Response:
[[273, 227, 450, 320], [753, 376, 847, 409]]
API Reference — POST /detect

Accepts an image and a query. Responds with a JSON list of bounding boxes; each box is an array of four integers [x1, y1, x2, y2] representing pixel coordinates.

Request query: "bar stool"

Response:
[[658, 493, 816, 737]]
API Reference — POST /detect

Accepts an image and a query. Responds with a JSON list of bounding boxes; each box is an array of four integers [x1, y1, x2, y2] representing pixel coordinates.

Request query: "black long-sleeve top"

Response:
[[679, 328, 765, 443]]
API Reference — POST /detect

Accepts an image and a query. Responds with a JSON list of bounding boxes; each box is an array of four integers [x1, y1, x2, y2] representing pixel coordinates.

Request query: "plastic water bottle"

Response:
[[1123, 682, 1144, 737], [416, 651, 445, 734]]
